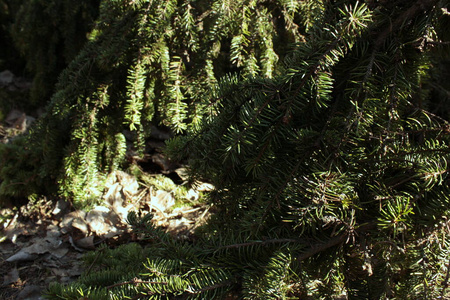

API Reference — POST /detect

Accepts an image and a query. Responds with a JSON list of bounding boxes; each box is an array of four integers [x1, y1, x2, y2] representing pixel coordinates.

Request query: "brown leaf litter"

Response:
[[0, 171, 212, 299]]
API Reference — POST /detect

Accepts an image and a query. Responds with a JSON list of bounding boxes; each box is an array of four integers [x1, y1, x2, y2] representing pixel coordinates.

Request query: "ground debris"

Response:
[[0, 169, 213, 299]]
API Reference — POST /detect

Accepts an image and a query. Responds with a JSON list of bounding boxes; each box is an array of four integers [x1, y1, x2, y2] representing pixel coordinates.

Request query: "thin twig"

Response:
[[297, 222, 376, 261], [441, 255, 450, 297], [373, 0, 438, 51], [189, 280, 234, 294], [85, 249, 103, 276], [106, 278, 168, 290], [217, 238, 299, 250]]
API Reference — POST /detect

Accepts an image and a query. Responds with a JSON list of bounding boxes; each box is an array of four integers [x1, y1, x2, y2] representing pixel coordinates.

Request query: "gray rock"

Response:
[[0, 70, 14, 86]]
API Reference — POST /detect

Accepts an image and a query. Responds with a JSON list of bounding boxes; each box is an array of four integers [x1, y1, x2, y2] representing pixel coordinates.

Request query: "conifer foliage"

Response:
[[42, 0, 450, 299], [0, 0, 307, 206], [166, 0, 450, 298]]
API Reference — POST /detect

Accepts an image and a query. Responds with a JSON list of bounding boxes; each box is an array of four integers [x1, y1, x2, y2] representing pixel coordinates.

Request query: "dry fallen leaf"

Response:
[[85, 206, 112, 235], [150, 190, 175, 213], [6, 249, 38, 262], [60, 210, 87, 234], [16, 285, 43, 300], [6, 230, 64, 262], [74, 235, 95, 250], [116, 170, 139, 196], [71, 217, 89, 235], [195, 182, 214, 192]]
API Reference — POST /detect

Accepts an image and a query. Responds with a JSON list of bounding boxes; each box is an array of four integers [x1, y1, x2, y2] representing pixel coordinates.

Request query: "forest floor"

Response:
[[0, 70, 211, 299], [0, 187, 211, 300], [1, 201, 86, 300]]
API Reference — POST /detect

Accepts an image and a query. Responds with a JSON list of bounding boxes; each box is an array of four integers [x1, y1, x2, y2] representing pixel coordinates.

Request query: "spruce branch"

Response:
[[21, 1, 450, 298]]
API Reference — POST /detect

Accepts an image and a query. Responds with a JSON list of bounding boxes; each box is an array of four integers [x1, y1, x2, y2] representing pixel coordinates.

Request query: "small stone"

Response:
[[0, 70, 14, 86]]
